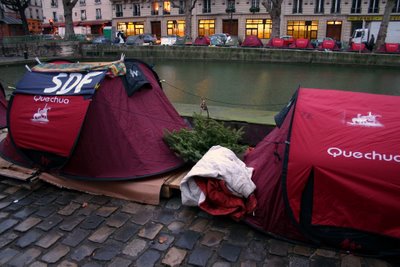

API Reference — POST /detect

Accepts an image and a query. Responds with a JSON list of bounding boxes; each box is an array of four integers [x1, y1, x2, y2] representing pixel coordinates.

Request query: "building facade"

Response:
[[42, 0, 112, 35], [37, 0, 400, 42], [1, 0, 44, 38], [111, 0, 275, 42], [26, 0, 44, 34], [282, 0, 400, 44], [110, 0, 400, 43]]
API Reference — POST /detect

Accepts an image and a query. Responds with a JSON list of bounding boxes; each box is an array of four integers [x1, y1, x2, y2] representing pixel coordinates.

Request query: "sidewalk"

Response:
[[0, 177, 395, 267]]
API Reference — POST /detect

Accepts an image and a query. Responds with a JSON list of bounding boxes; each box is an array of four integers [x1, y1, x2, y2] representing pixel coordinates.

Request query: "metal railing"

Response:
[[1, 34, 101, 44]]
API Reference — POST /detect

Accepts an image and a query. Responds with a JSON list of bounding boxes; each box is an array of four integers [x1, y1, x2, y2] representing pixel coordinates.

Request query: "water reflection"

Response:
[[1, 60, 399, 112], [152, 60, 400, 111]]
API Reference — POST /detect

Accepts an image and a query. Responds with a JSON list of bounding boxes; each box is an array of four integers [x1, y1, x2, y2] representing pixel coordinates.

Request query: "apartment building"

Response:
[[111, 0, 400, 43], [282, 0, 400, 43], [26, 0, 44, 34], [0, 0, 43, 38], [38, 0, 399, 42], [111, 0, 274, 42], [42, 0, 112, 35]]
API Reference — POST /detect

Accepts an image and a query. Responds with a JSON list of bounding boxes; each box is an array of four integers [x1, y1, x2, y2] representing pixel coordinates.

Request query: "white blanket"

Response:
[[180, 145, 256, 206]]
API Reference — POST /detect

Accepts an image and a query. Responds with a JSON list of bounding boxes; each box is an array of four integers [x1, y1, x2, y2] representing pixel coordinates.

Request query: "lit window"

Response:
[[287, 20, 318, 39], [167, 20, 185, 35], [163, 1, 171, 15], [198, 19, 215, 36], [152, 2, 159, 15], [245, 19, 272, 39]]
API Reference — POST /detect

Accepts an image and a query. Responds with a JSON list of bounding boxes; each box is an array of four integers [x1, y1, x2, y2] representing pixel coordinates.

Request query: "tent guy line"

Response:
[[161, 79, 288, 108]]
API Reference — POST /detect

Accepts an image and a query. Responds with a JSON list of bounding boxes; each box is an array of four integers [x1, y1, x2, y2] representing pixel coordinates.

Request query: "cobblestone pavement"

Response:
[[0, 178, 397, 267]]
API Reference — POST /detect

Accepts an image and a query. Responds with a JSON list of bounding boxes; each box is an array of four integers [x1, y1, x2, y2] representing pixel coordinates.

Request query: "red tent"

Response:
[[289, 38, 313, 49], [245, 88, 400, 256], [266, 38, 285, 48], [241, 35, 263, 48], [1, 59, 187, 181], [193, 36, 210, 46], [348, 42, 369, 53], [376, 43, 400, 54], [318, 39, 340, 51], [0, 82, 8, 129]]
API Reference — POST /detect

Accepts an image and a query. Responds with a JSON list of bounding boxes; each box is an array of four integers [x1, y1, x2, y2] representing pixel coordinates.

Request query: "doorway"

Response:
[[326, 21, 342, 41], [151, 21, 161, 38], [222, 19, 238, 35]]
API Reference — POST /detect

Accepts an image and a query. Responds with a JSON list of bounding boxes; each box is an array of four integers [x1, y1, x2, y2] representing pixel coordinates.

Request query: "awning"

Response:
[[42, 21, 80, 28], [0, 15, 22, 25], [79, 20, 111, 26]]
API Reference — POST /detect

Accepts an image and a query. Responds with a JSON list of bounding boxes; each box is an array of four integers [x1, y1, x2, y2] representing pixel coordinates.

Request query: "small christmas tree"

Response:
[[164, 114, 247, 163]]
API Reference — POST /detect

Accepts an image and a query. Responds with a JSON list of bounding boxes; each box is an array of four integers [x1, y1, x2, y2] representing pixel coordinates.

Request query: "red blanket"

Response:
[[194, 177, 257, 221]]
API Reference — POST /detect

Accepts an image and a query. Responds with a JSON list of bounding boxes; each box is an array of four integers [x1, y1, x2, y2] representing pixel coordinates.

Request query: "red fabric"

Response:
[[385, 43, 399, 53], [2, 60, 187, 180], [295, 38, 308, 48], [9, 94, 90, 157], [350, 43, 368, 52], [287, 88, 400, 238], [244, 107, 306, 241], [321, 39, 335, 50], [242, 35, 263, 47], [271, 38, 284, 48], [193, 36, 210, 46], [60, 62, 187, 180], [0, 83, 7, 129], [194, 177, 257, 221]]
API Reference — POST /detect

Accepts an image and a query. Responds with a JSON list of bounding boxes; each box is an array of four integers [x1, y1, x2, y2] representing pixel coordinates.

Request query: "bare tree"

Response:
[[62, 0, 78, 40], [261, 0, 283, 38], [374, 0, 396, 52], [170, 0, 198, 41], [0, 0, 30, 35]]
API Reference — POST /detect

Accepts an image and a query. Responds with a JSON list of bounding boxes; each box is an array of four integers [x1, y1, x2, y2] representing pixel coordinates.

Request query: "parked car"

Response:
[[161, 35, 178, 46], [42, 34, 62, 40], [92, 36, 112, 44], [126, 34, 158, 45]]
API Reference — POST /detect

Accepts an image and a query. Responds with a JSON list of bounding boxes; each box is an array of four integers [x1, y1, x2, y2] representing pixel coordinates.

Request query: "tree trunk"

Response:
[[262, 0, 283, 38], [185, 0, 197, 41], [18, 6, 29, 35], [62, 0, 78, 40], [270, 7, 281, 38], [373, 0, 396, 52]]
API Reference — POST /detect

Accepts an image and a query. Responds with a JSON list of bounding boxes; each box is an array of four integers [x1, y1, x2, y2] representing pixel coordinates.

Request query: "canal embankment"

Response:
[[1, 41, 399, 144], [2, 41, 400, 67]]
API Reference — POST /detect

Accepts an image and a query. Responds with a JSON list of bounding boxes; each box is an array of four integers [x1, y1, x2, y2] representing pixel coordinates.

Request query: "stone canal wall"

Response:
[[1, 41, 80, 59], [81, 44, 400, 67], [2, 41, 400, 67]]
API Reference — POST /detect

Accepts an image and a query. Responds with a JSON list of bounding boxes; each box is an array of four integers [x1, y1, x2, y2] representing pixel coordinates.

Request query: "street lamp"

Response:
[[225, 0, 235, 34]]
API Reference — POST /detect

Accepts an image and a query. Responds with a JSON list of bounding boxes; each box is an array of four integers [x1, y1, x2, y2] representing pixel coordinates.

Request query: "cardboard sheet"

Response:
[[39, 172, 166, 205]]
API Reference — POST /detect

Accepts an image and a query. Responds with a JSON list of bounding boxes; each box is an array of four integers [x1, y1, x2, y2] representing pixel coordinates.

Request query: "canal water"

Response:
[[0, 59, 399, 112]]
